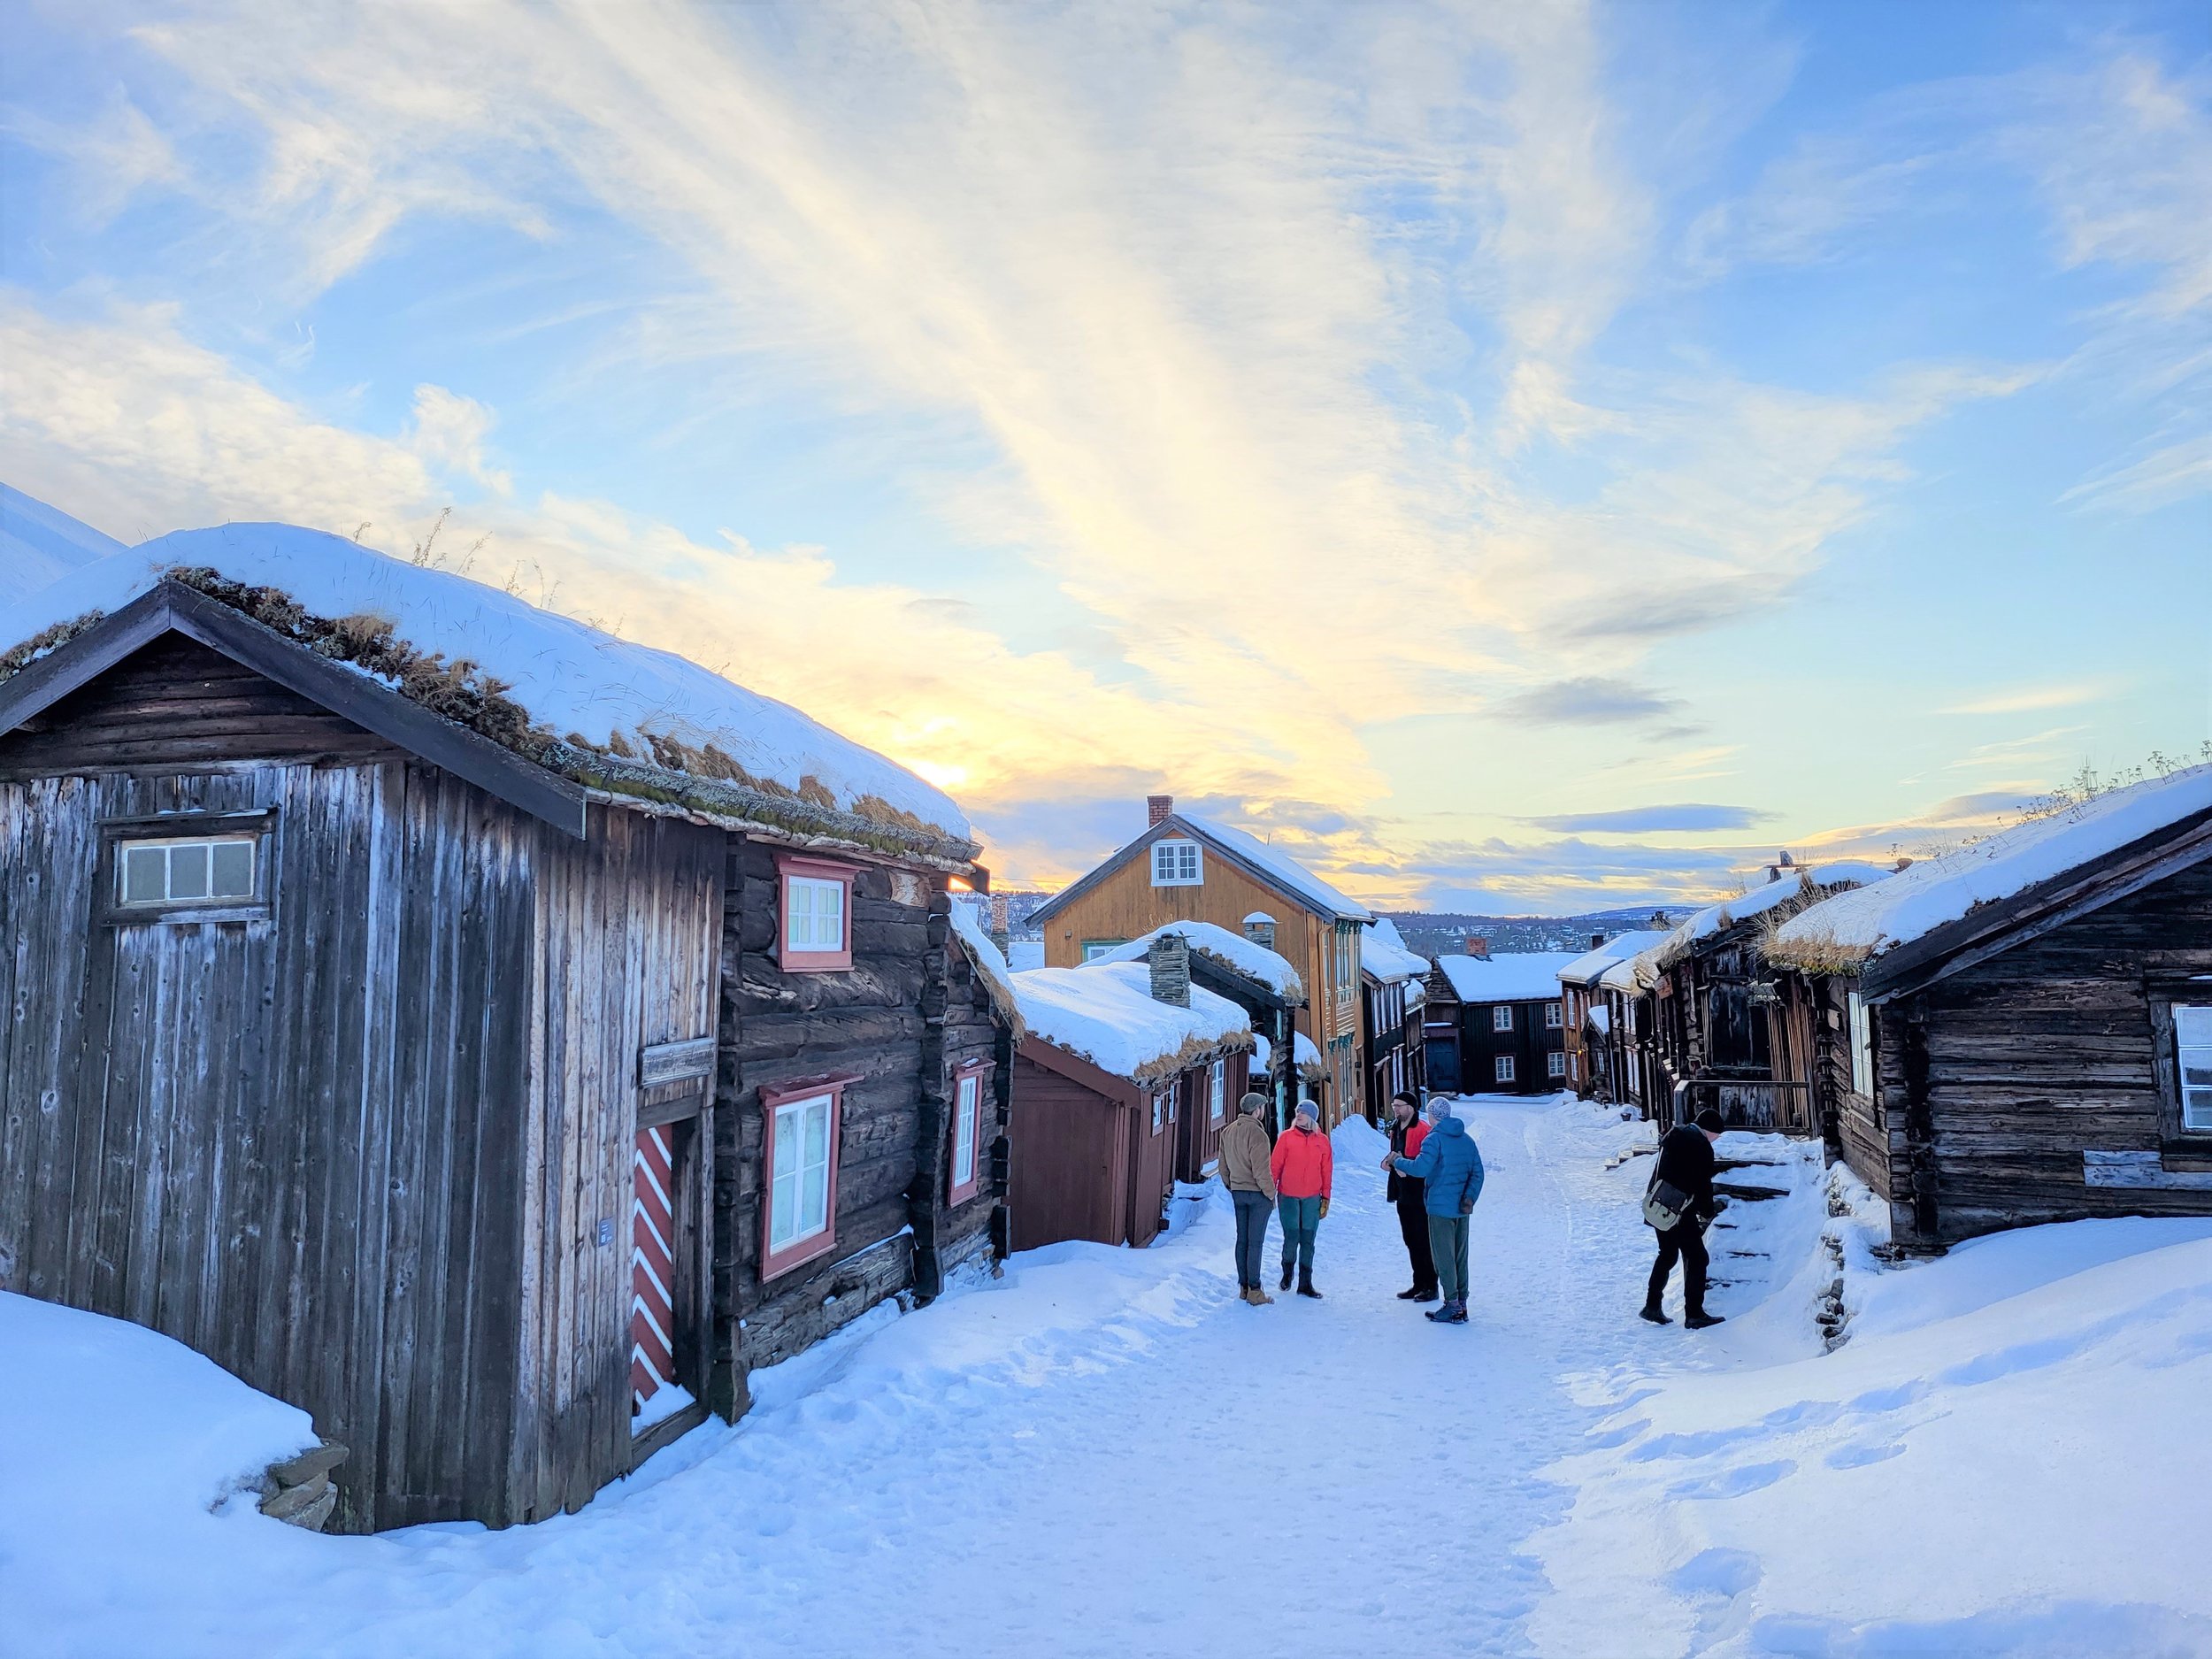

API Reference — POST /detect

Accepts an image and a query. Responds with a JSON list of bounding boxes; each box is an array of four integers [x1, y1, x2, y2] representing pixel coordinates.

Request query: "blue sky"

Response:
[[2, 1, 2205, 909]]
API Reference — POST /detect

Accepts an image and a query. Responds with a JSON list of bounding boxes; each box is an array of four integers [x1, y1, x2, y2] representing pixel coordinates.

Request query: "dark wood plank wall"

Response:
[[0, 635, 406, 779], [513, 803, 723, 1522], [1870, 858, 2212, 1248], [710, 839, 939, 1403]]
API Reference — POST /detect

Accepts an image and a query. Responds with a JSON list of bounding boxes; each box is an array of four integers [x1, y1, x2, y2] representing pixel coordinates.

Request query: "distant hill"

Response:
[[1, 485, 127, 608], [1385, 909, 1682, 960]]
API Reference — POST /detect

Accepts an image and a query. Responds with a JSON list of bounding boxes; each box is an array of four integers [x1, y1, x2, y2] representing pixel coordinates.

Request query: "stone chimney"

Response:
[[1590, 932, 1606, 951], [1242, 911, 1277, 952], [988, 893, 1011, 957], [1148, 794, 1174, 827], [1464, 934, 1490, 960], [1767, 849, 1797, 882], [1148, 930, 1191, 1008]]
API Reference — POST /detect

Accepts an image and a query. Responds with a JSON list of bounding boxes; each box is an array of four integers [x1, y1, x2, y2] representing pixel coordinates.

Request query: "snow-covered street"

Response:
[[14, 1093, 2212, 1657]]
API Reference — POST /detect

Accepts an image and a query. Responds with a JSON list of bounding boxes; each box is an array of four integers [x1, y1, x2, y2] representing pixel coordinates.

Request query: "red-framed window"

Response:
[[948, 1060, 991, 1205], [776, 854, 856, 972], [759, 1073, 854, 1280]]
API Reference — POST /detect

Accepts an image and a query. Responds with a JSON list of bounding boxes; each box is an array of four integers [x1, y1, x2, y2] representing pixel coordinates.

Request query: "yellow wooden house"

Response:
[[1030, 795, 1372, 1125]]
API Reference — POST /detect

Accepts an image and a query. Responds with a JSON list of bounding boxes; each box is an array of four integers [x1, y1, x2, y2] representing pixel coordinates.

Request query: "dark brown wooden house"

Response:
[[1768, 767, 2212, 1251], [0, 523, 996, 1532], [1361, 917, 1429, 1118], [1005, 935, 1252, 1249], [1425, 953, 1578, 1094], [1557, 929, 1668, 1102]]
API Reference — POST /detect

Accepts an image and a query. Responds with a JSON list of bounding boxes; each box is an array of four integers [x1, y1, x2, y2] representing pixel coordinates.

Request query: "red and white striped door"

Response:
[[631, 1125, 677, 1417]]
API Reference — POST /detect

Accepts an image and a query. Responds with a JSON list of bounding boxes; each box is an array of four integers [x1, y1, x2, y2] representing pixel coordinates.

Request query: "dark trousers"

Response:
[[1396, 1194, 1437, 1293], [1428, 1214, 1470, 1303], [1646, 1221, 1709, 1317], [1231, 1189, 1271, 1289], [1278, 1195, 1321, 1278]]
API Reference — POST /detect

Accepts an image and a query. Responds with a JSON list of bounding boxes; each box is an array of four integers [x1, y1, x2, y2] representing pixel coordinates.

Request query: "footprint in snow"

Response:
[[1823, 1440, 1903, 1470], [1666, 1459, 1794, 1500], [1671, 1547, 1762, 1599]]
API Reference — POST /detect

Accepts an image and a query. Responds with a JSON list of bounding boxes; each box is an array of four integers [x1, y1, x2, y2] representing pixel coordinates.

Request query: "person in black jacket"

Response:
[[1382, 1093, 1438, 1302], [1642, 1107, 1725, 1329]]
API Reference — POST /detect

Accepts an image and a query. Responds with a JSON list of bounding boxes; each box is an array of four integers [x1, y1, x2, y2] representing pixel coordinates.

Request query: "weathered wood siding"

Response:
[[1873, 858, 2212, 1248], [1006, 1053, 1139, 1250], [0, 657, 724, 1532], [924, 922, 1012, 1284], [709, 840, 941, 1407]]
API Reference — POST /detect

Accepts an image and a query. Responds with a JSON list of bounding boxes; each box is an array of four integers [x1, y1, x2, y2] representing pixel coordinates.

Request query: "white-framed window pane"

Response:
[[1848, 992, 1873, 1095], [1495, 1056, 1516, 1082], [1546, 1002, 1563, 1028], [1151, 840, 1201, 886], [210, 841, 254, 898], [1494, 1006, 1513, 1032], [1548, 1052, 1565, 1078], [2178, 1007, 2212, 1129], [954, 1076, 979, 1186], [1210, 1059, 1225, 1124], [122, 845, 166, 904], [787, 876, 845, 952], [167, 843, 210, 899], [772, 1094, 833, 1248]]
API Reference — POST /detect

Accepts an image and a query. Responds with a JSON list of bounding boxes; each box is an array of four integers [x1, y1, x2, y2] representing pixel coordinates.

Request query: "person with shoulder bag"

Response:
[[1642, 1107, 1725, 1329]]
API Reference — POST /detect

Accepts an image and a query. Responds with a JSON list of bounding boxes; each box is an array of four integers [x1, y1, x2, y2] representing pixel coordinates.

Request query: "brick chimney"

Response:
[[1148, 794, 1174, 827], [989, 893, 1011, 957], [1148, 930, 1191, 1008], [1463, 934, 1490, 959], [1242, 911, 1277, 952]]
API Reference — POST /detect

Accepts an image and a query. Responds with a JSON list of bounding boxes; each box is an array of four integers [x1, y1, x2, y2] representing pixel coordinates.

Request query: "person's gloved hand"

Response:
[[1318, 1198, 1330, 1219]]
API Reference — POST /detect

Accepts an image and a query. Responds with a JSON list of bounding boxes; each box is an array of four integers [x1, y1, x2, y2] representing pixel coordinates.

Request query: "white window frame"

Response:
[[952, 1072, 980, 1189], [1209, 1058, 1225, 1125], [784, 875, 848, 955], [1080, 940, 1125, 962], [114, 834, 257, 908], [767, 1092, 834, 1257], [1150, 839, 1203, 887], [1494, 1005, 1514, 1033], [1495, 1055, 1517, 1084], [1548, 1051, 1566, 1079], [1847, 991, 1874, 1096], [1545, 1002, 1563, 1029], [2177, 1005, 2212, 1132]]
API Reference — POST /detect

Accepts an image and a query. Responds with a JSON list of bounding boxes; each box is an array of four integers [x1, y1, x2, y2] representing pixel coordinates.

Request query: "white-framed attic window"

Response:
[[1150, 839, 1202, 887], [116, 835, 257, 908], [1493, 1005, 1514, 1032], [2177, 1005, 2212, 1131]]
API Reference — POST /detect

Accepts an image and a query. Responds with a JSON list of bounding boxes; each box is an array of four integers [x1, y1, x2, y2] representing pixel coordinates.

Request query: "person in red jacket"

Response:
[[1270, 1101, 1334, 1299]]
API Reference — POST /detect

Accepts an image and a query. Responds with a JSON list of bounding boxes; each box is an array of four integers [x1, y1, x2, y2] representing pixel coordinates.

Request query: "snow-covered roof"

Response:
[[1645, 863, 1899, 976], [1557, 930, 1670, 988], [0, 486, 124, 607], [1008, 939, 1046, 972], [1436, 952, 1580, 1004], [1773, 764, 2212, 972], [1361, 916, 1430, 984], [0, 521, 972, 850], [948, 898, 1023, 1037], [1252, 1028, 1325, 1078], [1012, 963, 1251, 1085], [1078, 920, 1304, 1002], [1172, 812, 1371, 922]]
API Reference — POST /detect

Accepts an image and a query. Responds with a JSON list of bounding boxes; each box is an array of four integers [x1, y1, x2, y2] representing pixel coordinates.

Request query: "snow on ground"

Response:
[[14, 1097, 2212, 1657], [0, 484, 126, 606]]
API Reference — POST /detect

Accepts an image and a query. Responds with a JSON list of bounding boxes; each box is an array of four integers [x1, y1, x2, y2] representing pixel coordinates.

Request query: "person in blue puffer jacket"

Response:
[[1388, 1098, 1485, 1325]]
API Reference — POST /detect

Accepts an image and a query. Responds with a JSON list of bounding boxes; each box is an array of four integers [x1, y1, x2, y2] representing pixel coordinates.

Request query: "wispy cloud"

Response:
[[1494, 677, 1686, 726], [1940, 682, 2117, 716]]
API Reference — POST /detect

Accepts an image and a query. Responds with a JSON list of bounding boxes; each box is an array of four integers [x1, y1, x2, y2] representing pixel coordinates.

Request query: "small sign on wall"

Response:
[[639, 1036, 717, 1089]]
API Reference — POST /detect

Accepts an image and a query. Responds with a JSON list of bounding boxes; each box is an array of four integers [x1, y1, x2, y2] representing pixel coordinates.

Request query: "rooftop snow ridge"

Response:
[[1361, 916, 1431, 983], [1771, 763, 2212, 972], [1437, 951, 1583, 1003], [1079, 920, 1305, 1002], [0, 523, 977, 862], [1012, 962, 1252, 1084]]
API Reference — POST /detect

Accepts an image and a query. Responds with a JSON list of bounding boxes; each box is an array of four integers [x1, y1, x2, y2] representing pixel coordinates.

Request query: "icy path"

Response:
[[12, 1095, 1663, 1658]]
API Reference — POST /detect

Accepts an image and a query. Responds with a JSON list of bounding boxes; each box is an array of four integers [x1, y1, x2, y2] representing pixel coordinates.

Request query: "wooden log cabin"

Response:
[[1768, 765, 2212, 1251], [1633, 858, 1896, 1133], [1004, 933, 1252, 1249], [1072, 919, 1301, 1158], [1425, 953, 1578, 1095], [0, 521, 1003, 1532], [1360, 917, 1430, 1117], [1028, 795, 1372, 1125], [1557, 930, 1667, 1102]]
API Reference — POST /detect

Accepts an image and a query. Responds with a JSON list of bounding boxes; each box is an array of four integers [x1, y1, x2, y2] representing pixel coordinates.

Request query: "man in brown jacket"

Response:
[[1217, 1092, 1278, 1305]]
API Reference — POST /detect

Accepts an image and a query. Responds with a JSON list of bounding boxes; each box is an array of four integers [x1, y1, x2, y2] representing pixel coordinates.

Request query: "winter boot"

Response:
[[1440, 1298, 1469, 1325], [1296, 1273, 1322, 1300], [1396, 1286, 1424, 1300], [1413, 1286, 1440, 1303], [1684, 1310, 1726, 1330], [1246, 1286, 1275, 1306], [1639, 1303, 1671, 1325], [1279, 1262, 1294, 1292]]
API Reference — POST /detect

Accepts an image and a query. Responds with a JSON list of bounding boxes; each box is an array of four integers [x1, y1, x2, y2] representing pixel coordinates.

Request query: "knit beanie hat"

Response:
[[1694, 1108, 1724, 1134]]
